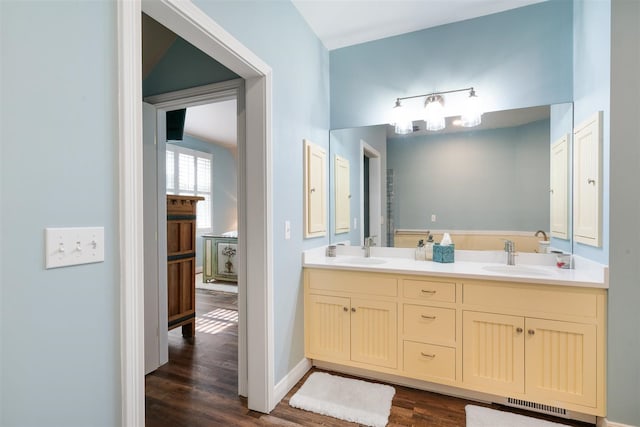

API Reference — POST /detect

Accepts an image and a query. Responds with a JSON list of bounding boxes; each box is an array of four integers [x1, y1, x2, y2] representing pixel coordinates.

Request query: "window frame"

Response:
[[166, 143, 213, 233]]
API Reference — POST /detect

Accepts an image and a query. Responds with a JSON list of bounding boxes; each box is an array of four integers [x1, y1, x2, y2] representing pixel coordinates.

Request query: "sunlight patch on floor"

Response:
[[196, 308, 238, 335]]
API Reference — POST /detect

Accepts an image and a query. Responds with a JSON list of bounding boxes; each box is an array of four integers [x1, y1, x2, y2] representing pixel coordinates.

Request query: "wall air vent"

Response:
[[505, 398, 567, 417]]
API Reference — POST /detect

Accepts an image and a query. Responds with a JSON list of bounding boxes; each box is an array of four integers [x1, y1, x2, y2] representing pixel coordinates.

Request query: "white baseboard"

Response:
[[273, 357, 312, 406]]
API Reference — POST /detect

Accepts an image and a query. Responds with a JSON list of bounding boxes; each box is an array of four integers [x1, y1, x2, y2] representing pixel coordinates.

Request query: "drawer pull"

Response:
[[421, 315, 437, 320], [516, 327, 523, 333], [420, 352, 436, 359], [421, 289, 436, 294], [528, 329, 535, 335], [351, 307, 356, 313], [343, 307, 348, 312]]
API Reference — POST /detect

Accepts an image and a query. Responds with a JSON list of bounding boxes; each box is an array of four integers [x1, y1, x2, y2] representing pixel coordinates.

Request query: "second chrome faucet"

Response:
[[363, 236, 376, 258]]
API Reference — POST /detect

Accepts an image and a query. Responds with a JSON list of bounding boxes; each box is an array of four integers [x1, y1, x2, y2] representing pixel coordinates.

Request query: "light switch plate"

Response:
[[284, 220, 291, 240], [45, 227, 105, 269]]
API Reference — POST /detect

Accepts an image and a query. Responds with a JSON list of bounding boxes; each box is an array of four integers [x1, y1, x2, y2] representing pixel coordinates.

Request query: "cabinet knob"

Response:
[[420, 352, 436, 359], [343, 307, 348, 312], [351, 307, 356, 313], [516, 327, 523, 334], [421, 315, 437, 320], [528, 329, 535, 335]]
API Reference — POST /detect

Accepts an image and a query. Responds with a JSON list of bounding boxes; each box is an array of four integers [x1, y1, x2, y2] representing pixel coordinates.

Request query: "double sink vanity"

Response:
[[302, 101, 608, 421], [302, 246, 607, 421]]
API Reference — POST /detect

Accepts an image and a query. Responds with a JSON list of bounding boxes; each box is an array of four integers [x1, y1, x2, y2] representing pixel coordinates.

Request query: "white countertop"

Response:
[[303, 246, 608, 289]]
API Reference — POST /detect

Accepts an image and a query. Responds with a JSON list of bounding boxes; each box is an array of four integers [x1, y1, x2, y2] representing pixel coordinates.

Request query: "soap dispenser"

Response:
[[425, 234, 434, 261], [415, 239, 426, 261]]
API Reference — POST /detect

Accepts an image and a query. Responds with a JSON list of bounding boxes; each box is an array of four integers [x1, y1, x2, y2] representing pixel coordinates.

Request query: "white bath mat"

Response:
[[289, 372, 395, 427], [466, 405, 571, 427]]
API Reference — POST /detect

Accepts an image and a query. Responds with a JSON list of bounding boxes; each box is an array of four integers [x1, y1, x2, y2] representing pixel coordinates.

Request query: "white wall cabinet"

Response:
[[550, 134, 569, 239], [334, 155, 351, 234], [573, 112, 602, 247], [304, 139, 327, 238]]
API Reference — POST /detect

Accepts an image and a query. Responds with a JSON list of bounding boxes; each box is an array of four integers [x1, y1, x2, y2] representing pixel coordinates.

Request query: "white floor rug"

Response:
[[289, 372, 395, 427], [466, 405, 571, 427]]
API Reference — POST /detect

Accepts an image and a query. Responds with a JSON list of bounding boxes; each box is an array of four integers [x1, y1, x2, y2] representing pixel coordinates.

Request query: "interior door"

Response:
[[143, 102, 169, 374]]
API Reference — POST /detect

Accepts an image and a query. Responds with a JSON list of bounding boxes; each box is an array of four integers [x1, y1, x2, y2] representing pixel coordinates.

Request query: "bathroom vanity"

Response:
[[303, 248, 607, 421]]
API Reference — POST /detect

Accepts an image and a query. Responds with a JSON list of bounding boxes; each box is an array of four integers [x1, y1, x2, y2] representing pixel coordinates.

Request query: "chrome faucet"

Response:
[[535, 230, 548, 241], [504, 240, 516, 265], [363, 236, 376, 258]]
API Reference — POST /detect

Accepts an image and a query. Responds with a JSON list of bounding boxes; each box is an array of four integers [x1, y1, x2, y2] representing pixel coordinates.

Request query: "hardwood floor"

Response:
[[145, 289, 595, 427]]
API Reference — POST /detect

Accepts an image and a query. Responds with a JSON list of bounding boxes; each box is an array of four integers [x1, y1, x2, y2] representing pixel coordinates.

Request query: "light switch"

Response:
[[45, 227, 105, 269], [431, 214, 437, 222], [285, 221, 291, 240]]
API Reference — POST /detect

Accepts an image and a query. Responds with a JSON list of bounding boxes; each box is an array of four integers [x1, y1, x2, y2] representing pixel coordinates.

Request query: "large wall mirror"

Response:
[[329, 103, 573, 254]]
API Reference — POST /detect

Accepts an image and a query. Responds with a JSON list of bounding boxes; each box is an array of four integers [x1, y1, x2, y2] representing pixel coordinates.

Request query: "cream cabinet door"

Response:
[[304, 140, 327, 238], [350, 298, 397, 369], [573, 112, 602, 247], [307, 294, 350, 361], [462, 311, 525, 394], [334, 155, 351, 234], [550, 135, 569, 239], [525, 318, 597, 407]]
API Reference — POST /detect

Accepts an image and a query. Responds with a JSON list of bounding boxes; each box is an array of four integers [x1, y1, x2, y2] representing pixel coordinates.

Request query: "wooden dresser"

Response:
[[166, 195, 203, 337]]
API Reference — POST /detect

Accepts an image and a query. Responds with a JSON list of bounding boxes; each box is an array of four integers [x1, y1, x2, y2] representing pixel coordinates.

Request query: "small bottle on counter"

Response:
[[415, 239, 426, 261], [425, 234, 434, 261]]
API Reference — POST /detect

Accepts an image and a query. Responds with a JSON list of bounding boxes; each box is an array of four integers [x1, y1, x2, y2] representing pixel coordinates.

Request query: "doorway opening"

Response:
[[142, 76, 244, 419]]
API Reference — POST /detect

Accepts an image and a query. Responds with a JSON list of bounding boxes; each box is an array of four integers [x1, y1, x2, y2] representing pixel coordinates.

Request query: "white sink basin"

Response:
[[482, 265, 553, 277], [334, 257, 387, 265]]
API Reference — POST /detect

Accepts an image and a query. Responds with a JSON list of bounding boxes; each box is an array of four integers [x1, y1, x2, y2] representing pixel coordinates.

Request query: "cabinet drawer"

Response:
[[308, 269, 397, 296], [403, 304, 455, 344], [403, 279, 456, 303], [463, 282, 598, 318], [403, 341, 455, 381]]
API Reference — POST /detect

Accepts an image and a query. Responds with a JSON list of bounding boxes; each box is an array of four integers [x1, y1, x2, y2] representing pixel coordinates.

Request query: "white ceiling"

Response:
[[184, 100, 237, 147], [292, 0, 546, 50]]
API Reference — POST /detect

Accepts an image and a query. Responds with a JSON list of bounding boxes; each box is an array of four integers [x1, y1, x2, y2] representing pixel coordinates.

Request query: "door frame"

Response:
[[117, 1, 274, 425]]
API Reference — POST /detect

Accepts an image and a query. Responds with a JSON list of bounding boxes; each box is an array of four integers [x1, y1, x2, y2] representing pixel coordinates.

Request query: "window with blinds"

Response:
[[166, 144, 213, 231]]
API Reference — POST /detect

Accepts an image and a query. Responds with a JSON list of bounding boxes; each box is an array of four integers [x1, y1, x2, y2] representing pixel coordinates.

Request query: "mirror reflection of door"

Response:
[[363, 155, 370, 239]]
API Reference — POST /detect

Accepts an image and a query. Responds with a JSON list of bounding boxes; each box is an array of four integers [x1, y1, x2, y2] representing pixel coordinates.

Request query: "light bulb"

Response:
[[392, 99, 413, 134], [424, 95, 445, 131], [460, 89, 482, 127]]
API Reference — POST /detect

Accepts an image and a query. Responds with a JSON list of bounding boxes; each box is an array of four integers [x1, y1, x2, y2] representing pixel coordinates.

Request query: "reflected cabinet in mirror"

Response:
[[329, 103, 573, 253]]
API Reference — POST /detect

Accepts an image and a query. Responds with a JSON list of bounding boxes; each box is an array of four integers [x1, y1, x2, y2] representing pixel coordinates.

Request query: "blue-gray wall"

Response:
[[1, 2, 120, 425], [330, 0, 573, 129], [387, 119, 550, 232], [169, 135, 238, 270]]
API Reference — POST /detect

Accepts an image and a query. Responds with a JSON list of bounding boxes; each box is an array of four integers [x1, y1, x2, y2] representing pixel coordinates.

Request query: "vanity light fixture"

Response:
[[391, 87, 483, 134]]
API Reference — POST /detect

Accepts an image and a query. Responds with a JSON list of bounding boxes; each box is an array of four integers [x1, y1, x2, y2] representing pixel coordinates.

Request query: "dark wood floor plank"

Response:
[[146, 289, 595, 427]]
